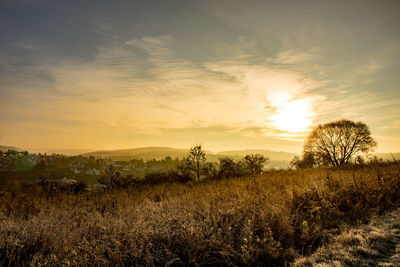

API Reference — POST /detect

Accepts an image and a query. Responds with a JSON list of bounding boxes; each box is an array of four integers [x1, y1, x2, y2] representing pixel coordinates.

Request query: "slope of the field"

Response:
[[293, 208, 400, 266], [1, 163, 400, 266]]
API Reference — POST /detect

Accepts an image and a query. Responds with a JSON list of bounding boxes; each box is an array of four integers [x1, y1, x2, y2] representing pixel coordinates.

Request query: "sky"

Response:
[[0, 0, 400, 153]]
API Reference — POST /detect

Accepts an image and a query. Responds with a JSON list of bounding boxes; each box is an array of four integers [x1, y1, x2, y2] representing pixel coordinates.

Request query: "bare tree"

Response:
[[186, 145, 206, 181], [304, 119, 377, 166], [243, 154, 268, 176]]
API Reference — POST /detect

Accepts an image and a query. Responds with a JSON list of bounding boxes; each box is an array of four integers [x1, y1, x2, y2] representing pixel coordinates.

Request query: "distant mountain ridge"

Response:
[[0, 146, 91, 155], [82, 147, 189, 160], [0, 145, 23, 152]]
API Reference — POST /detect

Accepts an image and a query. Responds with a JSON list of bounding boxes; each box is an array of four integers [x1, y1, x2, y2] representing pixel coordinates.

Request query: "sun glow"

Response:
[[270, 100, 313, 132]]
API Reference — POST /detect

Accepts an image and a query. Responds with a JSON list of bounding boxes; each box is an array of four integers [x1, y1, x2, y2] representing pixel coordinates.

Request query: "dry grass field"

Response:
[[294, 208, 400, 266], [1, 163, 400, 266]]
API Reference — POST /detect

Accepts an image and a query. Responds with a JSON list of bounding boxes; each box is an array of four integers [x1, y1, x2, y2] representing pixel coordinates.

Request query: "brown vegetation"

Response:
[[1, 162, 400, 266], [294, 208, 400, 266]]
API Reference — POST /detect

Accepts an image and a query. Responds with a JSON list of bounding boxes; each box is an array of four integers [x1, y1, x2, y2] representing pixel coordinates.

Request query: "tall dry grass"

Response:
[[1, 163, 400, 266]]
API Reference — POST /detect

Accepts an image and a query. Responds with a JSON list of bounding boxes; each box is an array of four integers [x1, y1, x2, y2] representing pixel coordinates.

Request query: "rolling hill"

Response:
[[82, 147, 189, 161]]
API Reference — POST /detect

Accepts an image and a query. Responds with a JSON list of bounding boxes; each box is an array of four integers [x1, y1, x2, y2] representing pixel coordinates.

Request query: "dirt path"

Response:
[[293, 209, 400, 266]]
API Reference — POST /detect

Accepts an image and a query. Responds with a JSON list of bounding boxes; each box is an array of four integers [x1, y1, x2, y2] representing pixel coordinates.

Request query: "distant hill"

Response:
[[82, 147, 189, 161], [40, 149, 93, 155], [82, 147, 299, 168], [0, 145, 22, 152]]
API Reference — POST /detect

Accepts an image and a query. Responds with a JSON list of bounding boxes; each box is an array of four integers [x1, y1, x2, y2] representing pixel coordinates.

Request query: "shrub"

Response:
[[243, 154, 269, 176], [97, 165, 134, 190], [201, 162, 218, 180], [218, 157, 246, 179], [37, 177, 87, 194], [143, 171, 181, 184]]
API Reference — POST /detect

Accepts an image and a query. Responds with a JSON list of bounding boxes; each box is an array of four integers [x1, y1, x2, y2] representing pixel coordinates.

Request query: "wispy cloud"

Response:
[[268, 48, 319, 65], [8, 32, 396, 144], [381, 120, 400, 129], [1, 34, 328, 146]]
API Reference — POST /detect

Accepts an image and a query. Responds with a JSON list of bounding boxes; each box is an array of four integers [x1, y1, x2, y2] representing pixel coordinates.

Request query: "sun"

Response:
[[269, 100, 313, 132]]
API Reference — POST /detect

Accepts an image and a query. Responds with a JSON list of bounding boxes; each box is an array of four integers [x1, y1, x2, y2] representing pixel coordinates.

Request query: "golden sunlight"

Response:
[[270, 100, 313, 132], [2, 2, 400, 266]]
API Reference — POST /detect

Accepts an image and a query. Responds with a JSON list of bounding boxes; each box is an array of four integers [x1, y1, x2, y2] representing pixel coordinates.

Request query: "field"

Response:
[[294, 208, 400, 266], [1, 163, 400, 266]]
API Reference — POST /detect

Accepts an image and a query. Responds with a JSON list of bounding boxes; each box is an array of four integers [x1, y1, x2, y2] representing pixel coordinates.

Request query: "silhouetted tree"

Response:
[[290, 152, 316, 169], [97, 165, 133, 189], [218, 157, 237, 179], [202, 162, 218, 180], [218, 157, 246, 179], [303, 119, 377, 166], [186, 145, 206, 181], [243, 154, 268, 176]]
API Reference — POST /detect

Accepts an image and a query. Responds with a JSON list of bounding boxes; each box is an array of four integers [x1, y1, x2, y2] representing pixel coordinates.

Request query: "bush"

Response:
[[97, 165, 135, 190], [37, 177, 87, 194], [201, 162, 218, 180], [243, 154, 269, 176], [143, 171, 181, 184], [218, 157, 246, 179]]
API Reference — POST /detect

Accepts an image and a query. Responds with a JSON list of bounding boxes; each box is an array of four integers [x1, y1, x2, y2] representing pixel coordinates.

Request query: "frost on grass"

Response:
[[293, 209, 400, 266]]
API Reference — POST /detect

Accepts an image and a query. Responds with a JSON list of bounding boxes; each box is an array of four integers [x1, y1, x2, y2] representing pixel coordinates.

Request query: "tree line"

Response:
[[97, 146, 269, 189]]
